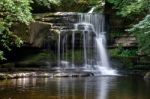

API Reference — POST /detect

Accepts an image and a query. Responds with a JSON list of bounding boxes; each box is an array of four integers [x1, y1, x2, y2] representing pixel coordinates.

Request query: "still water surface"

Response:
[[0, 76, 149, 99]]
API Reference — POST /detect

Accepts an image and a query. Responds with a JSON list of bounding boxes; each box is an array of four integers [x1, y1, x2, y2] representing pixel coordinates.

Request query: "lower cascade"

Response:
[[55, 13, 117, 76]]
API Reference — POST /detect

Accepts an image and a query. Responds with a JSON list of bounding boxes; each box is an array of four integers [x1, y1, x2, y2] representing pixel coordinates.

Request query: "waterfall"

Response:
[[72, 31, 75, 68], [83, 32, 87, 67], [88, 7, 96, 13], [78, 13, 117, 75], [56, 13, 117, 75], [57, 33, 61, 70]]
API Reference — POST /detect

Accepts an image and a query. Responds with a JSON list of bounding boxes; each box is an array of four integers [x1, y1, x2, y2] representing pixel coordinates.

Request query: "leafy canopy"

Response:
[[107, 0, 149, 17], [0, 0, 64, 60], [127, 15, 150, 55], [0, 0, 33, 24], [0, 0, 33, 60], [107, 0, 150, 55]]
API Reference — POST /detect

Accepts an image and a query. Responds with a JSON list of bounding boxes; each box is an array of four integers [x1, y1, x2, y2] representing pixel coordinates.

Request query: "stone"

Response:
[[114, 35, 137, 47], [54, 73, 70, 77], [144, 72, 150, 80], [0, 73, 6, 80]]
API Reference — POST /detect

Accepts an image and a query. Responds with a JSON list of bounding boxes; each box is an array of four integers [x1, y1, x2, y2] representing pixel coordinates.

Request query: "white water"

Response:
[[72, 31, 75, 68], [83, 32, 87, 67], [56, 13, 117, 75], [88, 7, 96, 13], [57, 33, 61, 69], [95, 35, 117, 75], [78, 13, 117, 75]]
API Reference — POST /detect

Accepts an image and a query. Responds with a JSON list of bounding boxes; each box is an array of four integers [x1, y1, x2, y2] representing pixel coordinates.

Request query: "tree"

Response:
[[32, 0, 60, 8], [127, 14, 150, 55], [0, 0, 33, 60], [107, 0, 149, 17], [31, 0, 61, 12], [107, 0, 150, 55], [0, 0, 63, 60]]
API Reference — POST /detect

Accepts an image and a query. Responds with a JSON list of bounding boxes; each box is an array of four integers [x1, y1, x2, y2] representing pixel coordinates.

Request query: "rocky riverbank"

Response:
[[0, 71, 94, 80]]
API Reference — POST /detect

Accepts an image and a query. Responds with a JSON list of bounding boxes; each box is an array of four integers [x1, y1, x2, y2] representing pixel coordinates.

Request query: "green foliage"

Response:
[[109, 45, 137, 68], [20, 50, 56, 63], [32, 0, 60, 9], [110, 32, 123, 38], [0, 0, 33, 24], [58, 0, 103, 12], [0, 0, 33, 60], [63, 50, 83, 62], [75, 0, 100, 5], [109, 45, 137, 57], [0, 0, 64, 60], [127, 15, 150, 54], [0, 50, 5, 60], [107, 0, 150, 55], [107, 0, 149, 17], [0, 22, 23, 50], [0, 22, 23, 60]]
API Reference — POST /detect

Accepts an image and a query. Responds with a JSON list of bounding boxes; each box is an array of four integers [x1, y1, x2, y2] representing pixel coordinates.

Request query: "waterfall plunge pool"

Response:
[[0, 76, 149, 99]]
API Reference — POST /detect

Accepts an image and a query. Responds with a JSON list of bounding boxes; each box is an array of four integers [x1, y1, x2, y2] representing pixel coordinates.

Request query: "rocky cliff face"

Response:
[[113, 34, 137, 47], [13, 12, 78, 48], [13, 12, 137, 48]]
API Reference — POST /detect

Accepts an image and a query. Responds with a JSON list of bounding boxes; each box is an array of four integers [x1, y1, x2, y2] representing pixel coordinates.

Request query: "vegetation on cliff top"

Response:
[[0, 0, 33, 60], [107, 0, 150, 55]]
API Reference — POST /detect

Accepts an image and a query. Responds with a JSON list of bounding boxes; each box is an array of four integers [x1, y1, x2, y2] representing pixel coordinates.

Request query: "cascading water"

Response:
[[78, 13, 117, 75], [56, 13, 117, 75]]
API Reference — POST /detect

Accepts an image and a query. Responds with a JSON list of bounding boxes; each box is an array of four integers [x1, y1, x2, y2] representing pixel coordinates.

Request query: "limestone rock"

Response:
[[114, 35, 137, 47]]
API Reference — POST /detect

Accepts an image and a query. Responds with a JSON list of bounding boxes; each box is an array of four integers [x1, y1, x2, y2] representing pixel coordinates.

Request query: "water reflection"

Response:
[[54, 77, 116, 99], [0, 76, 150, 99], [12, 78, 36, 87], [97, 77, 112, 99]]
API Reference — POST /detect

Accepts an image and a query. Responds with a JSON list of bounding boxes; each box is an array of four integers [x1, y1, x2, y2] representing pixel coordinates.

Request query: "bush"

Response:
[[109, 45, 137, 57]]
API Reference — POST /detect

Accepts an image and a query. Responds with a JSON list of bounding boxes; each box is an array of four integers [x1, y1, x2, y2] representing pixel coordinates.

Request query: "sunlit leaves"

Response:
[[107, 0, 149, 17], [0, 22, 23, 51], [0, 0, 33, 24], [32, 0, 61, 8], [107, 0, 150, 55], [118, 0, 148, 17], [0, 50, 5, 60], [127, 15, 150, 54], [75, 0, 100, 4], [0, 0, 33, 60]]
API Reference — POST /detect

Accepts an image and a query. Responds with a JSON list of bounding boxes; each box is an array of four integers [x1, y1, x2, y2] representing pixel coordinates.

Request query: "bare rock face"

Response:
[[144, 72, 150, 80], [114, 35, 137, 47], [12, 21, 52, 48], [29, 22, 52, 47], [12, 12, 78, 48]]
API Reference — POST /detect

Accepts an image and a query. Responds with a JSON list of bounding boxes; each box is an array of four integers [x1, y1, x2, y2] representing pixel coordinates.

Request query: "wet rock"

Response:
[[0, 72, 53, 80], [144, 72, 150, 80], [79, 72, 94, 77], [0, 71, 94, 80], [54, 73, 70, 77], [114, 35, 137, 47], [37, 73, 53, 77], [0, 74, 6, 80], [53, 72, 93, 77], [0, 73, 15, 79]]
